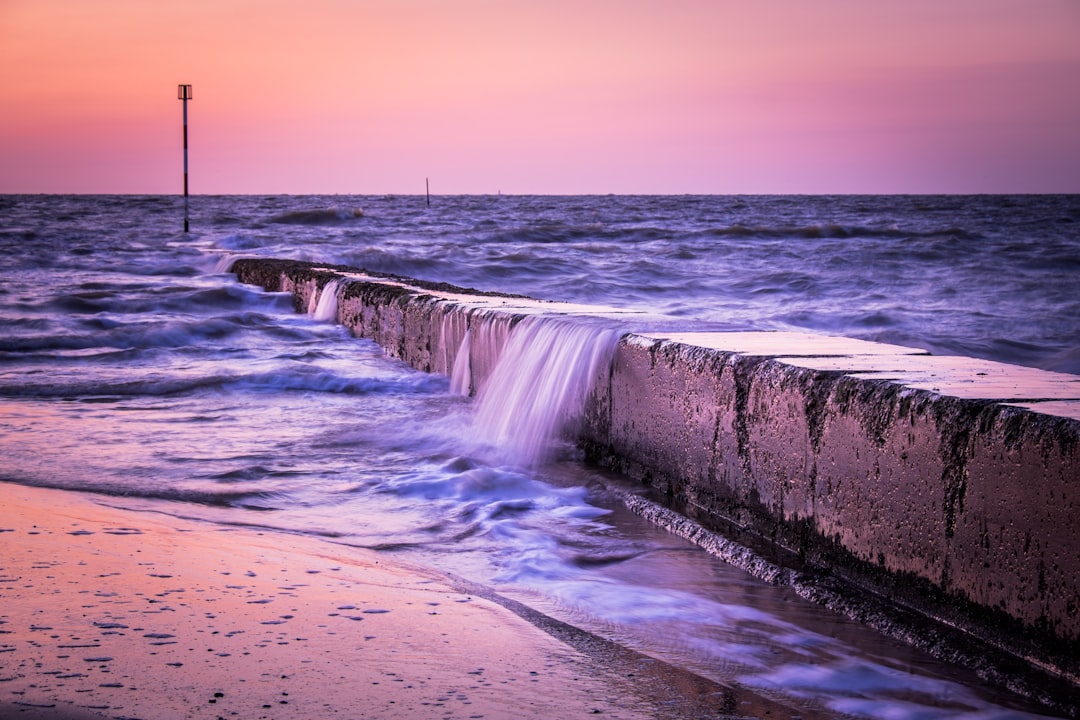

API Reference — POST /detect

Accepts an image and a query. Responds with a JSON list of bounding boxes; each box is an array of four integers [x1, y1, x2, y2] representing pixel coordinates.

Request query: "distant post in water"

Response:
[[178, 84, 193, 232], [426, 177, 430, 208]]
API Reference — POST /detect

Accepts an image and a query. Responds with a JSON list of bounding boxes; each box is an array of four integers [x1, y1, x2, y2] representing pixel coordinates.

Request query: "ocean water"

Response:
[[2, 194, 1078, 718]]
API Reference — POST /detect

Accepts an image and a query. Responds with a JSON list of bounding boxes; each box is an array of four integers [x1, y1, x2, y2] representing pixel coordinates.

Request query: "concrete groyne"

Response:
[[231, 258, 1080, 705]]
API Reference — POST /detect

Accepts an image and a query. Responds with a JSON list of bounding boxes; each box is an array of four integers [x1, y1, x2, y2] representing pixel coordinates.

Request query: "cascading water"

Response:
[[469, 315, 621, 468], [450, 329, 472, 395], [311, 279, 341, 322]]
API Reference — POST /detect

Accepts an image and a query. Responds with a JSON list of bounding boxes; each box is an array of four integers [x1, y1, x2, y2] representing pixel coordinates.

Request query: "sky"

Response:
[[1, 0, 1079, 195]]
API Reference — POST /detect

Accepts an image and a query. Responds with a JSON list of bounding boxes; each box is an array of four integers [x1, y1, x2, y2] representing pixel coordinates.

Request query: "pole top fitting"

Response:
[[178, 84, 193, 100]]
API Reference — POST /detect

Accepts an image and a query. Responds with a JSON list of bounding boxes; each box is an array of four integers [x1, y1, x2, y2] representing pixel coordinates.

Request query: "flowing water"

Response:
[[2, 194, 1078, 718]]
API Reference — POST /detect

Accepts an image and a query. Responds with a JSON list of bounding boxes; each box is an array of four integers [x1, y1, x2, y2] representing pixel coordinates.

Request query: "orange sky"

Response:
[[2, 0, 1078, 194]]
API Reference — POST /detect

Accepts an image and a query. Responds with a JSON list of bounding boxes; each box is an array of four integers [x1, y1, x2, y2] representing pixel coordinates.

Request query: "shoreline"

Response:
[[0, 481, 814, 720]]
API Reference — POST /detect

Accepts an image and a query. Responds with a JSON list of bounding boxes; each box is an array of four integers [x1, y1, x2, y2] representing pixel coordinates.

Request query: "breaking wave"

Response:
[[268, 207, 364, 225]]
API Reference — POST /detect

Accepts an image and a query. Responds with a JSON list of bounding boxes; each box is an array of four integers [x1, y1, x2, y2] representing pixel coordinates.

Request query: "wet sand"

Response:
[[0, 482, 812, 720]]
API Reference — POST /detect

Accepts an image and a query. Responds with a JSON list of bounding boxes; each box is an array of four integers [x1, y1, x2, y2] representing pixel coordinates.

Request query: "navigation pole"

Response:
[[178, 84, 192, 232]]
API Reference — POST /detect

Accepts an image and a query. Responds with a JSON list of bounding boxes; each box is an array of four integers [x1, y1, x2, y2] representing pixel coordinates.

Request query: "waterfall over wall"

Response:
[[311, 279, 341, 322], [469, 315, 621, 468], [438, 307, 471, 382], [309, 271, 619, 469], [457, 309, 514, 392], [449, 330, 472, 396]]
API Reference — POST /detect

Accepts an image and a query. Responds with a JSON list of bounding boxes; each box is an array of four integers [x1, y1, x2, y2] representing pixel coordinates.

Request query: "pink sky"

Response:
[[2, 0, 1078, 194]]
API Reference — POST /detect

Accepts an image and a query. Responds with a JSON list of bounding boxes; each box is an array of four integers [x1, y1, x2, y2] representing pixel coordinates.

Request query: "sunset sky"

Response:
[[2, 0, 1078, 195]]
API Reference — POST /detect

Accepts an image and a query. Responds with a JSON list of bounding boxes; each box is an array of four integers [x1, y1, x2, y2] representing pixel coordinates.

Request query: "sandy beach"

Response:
[[0, 482, 809, 720]]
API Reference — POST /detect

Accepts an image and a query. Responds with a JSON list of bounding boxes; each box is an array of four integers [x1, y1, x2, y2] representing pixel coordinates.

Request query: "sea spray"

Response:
[[311, 279, 341, 322], [471, 315, 621, 468]]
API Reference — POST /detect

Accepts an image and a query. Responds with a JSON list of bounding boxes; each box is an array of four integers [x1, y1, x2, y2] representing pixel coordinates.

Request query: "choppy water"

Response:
[[2, 194, 1077, 719]]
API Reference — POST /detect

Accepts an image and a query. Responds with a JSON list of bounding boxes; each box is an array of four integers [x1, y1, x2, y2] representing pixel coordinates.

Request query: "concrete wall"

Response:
[[231, 258, 1080, 683], [585, 334, 1080, 666]]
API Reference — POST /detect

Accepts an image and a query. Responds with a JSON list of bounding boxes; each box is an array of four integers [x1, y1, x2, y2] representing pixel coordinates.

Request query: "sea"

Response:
[[2, 194, 1078, 719]]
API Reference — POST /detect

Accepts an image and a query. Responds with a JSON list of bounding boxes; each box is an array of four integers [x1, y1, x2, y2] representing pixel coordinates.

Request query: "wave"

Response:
[[0, 364, 448, 400], [36, 287, 277, 316], [702, 223, 979, 241], [478, 223, 677, 247], [0, 315, 272, 354], [268, 207, 364, 225], [480, 223, 608, 244], [471, 221, 982, 250], [0, 475, 281, 510]]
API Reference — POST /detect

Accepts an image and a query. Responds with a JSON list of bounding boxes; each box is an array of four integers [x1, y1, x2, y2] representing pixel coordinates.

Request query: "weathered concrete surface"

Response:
[[584, 331, 1080, 683], [230, 258, 1080, 693]]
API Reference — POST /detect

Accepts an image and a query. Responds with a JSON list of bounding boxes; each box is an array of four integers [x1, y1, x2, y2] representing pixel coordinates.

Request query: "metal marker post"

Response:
[[178, 84, 192, 232]]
